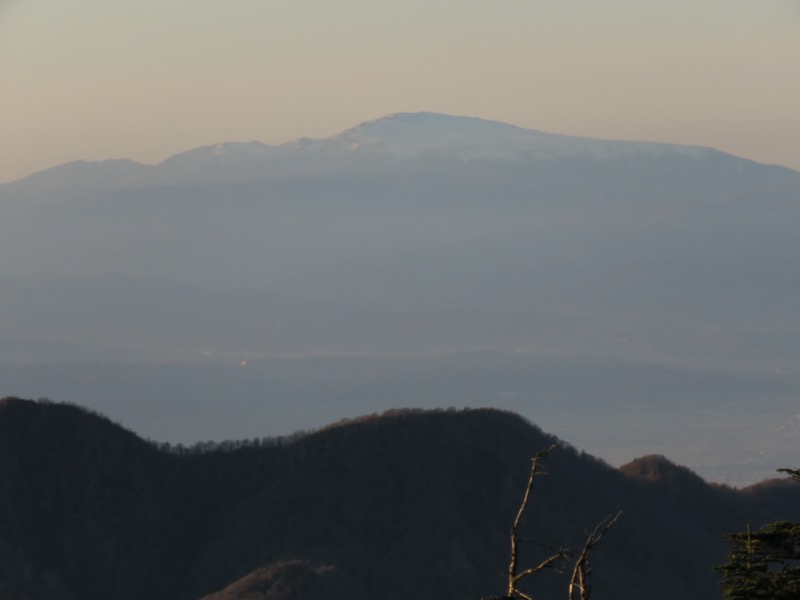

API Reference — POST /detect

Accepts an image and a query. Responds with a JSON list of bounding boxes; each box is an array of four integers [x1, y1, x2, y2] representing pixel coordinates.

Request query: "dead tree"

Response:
[[504, 445, 569, 600], [489, 446, 622, 600], [568, 511, 623, 600]]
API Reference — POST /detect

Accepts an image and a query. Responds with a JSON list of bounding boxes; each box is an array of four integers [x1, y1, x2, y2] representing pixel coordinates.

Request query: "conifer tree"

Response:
[[719, 469, 800, 599]]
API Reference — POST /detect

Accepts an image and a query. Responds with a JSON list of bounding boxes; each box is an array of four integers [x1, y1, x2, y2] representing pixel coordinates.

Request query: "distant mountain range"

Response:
[[1, 112, 798, 368], [2, 397, 799, 600], [2, 113, 800, 487], [8, 112, 748, 188]]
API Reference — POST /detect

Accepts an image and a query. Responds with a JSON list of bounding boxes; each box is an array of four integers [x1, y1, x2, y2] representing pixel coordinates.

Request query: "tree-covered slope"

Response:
[[0, 397, 797, 599]]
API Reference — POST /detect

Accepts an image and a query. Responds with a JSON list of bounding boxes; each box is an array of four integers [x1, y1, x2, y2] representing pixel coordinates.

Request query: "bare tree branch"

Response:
[[506, 444, 557, 599], [513, 546, 570, 582], [488, 446, 621, 600], [568, 511, 623, 600]]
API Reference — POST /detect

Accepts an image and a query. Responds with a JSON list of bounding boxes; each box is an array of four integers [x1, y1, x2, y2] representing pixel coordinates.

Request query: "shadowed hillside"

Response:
[[0, 397, 797, 599]]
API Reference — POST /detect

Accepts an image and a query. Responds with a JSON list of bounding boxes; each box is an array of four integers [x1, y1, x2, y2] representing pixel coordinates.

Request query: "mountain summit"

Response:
[[8, 112, 747, 189], [332, 112, 551, 160], [331, 112, 713, 162], [154, 111, 718, 177]]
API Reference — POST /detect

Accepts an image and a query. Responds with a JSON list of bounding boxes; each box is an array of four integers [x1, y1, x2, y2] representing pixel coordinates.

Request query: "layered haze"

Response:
[[2, 113, 800, 484]]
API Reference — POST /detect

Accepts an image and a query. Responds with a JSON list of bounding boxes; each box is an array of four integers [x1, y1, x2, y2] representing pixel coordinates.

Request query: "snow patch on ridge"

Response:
[[6, 112, 722, 188], [151, 112, 712, 175], [330, 112, 711, 162]]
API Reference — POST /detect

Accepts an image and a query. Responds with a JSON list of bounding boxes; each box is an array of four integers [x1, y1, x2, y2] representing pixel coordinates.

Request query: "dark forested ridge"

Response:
[[1, 397, 798, 599]]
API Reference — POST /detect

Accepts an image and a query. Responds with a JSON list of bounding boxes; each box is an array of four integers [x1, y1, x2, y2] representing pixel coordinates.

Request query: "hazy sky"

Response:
[[3, 0, 799, 182]]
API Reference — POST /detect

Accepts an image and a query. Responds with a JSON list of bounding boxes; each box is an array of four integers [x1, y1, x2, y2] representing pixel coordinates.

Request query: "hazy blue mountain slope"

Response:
[[2, 113, 800, 493], [1, 113, 798, 370]]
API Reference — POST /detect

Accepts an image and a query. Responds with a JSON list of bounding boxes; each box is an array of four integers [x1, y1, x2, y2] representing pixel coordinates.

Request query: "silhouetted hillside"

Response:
[[0, 398, 182, 599], [0, 397, 798, 599]]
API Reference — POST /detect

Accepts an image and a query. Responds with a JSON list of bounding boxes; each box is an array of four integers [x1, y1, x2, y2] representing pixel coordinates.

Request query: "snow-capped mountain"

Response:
[[1, 110, 799, 371], [3, 112, 800, 487], [9, 112, 768, 190], [331, 112, 713, 162], [145, 111, 731, 182]]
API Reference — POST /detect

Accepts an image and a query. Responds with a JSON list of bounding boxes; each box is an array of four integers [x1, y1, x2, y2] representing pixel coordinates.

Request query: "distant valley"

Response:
[[2, 113, 799, 485], [1, 353, 797, 486]]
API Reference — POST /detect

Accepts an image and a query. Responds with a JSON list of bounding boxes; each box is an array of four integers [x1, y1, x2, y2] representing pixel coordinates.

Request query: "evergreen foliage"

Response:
[[719, 522, 800, 599], [719, 468, 800, 600]]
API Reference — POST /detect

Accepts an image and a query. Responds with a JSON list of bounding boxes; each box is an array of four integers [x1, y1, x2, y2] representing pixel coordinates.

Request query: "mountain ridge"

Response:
[[2, 112, 800, 492], [1, 397, 799, 599], [7, 112, 796, 188]]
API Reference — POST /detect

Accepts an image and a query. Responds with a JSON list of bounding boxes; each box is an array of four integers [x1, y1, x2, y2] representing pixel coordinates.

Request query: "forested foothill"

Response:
[[2, 397, 799, 599]]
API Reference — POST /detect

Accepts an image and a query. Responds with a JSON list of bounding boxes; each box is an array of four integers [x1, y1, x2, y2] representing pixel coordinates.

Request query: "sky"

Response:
[[2, 0, 799, 183]]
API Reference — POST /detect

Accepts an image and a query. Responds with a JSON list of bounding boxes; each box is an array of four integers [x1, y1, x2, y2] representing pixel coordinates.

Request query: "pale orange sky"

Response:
[[2, 0, 799, 183]]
